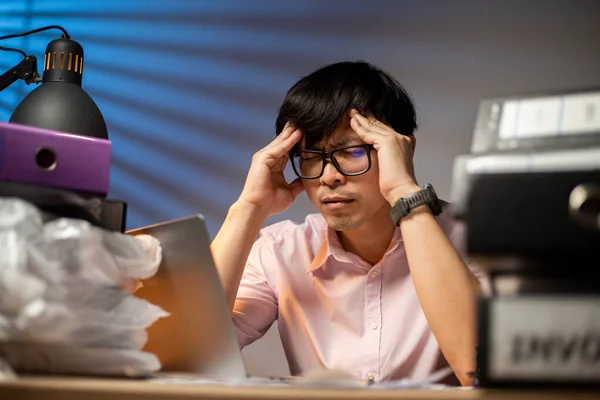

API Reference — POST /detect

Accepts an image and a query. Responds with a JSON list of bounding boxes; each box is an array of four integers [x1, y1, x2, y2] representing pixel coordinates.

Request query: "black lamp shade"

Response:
[[9, 36, 108, 140], [10, 82, 108, 139]]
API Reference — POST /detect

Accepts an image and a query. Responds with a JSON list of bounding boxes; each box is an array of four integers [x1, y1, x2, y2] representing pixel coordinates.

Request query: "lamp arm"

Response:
[[0, 56, 42, 93]]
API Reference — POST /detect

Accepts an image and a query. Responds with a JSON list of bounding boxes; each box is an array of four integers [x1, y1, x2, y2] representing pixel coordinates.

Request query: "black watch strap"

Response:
[[389, 183, 442, 226]]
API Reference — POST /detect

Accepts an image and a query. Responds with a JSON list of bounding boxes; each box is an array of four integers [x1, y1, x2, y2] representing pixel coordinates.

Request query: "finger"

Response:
[[263, 125, 299, 153], [350, 109, 374, 127], [351, 111, 393, 136], [350, 108, 395, 134], [265, 129, 303, 159], [350, 117, 379, 144], [273, 153, 289, 172], [349, 108, 362, 119], [274, 122, 297, 143], [261, 122, 296, 157]]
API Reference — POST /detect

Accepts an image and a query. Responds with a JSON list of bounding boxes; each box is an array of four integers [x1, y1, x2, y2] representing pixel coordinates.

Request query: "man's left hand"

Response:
[[349, 109, 421, 205]]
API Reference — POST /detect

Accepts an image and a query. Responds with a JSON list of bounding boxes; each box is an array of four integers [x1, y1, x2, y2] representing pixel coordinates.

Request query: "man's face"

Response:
[[300, 118, 389, 231]]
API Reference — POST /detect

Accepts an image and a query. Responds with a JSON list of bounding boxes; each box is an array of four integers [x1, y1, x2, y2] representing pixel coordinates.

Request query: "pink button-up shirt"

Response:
[[233, 204, 488, 382]]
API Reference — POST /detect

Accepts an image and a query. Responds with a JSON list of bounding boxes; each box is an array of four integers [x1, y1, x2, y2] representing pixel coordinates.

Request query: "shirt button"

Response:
[[370, 271, 378, 278], [367, 372, 375, 381], [370, 322, 378, 330]]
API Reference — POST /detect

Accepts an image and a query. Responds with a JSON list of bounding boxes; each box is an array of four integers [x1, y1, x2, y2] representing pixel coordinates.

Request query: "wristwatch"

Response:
[[389, 183, 442, 226]]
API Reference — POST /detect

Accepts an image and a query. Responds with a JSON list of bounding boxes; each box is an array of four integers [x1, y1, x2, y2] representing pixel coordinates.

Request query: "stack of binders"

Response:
[[0, 121, 127, 232], [451, 88, 600, 388]]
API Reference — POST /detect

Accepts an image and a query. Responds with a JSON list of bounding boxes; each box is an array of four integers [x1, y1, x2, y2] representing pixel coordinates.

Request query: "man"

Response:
[[210, 61, 488, 386]]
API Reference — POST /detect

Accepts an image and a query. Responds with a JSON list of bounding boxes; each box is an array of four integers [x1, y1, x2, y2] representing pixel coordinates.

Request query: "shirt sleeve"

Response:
[[232, 235, 279, 348]]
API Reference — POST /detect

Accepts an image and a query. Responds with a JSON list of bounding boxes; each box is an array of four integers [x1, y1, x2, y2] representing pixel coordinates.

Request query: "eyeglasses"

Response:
[[290, 144, 375, 179]]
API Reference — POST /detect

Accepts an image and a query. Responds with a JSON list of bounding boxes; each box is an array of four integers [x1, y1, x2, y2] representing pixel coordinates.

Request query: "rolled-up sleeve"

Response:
[[232, 236, 278, 348]]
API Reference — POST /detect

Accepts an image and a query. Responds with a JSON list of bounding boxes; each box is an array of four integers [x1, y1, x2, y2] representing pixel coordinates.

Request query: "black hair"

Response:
[[275, 61, 417, 151]]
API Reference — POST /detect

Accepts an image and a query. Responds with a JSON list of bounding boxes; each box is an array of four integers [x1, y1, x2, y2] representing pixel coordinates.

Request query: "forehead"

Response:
[[302, 121, 362, 150]]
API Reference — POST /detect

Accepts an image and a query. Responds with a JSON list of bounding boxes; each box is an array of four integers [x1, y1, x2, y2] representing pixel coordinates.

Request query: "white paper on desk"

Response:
[[367, 366, 456, 390], [149, 366, 459, 390]]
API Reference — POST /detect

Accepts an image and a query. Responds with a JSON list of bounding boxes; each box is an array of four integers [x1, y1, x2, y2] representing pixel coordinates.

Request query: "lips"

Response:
[[321, 196, 353, 203], [321, 196, 355, 210]]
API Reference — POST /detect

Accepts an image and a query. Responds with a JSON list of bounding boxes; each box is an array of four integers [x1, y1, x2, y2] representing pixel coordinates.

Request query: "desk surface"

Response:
[[0, 376, 599, 400]]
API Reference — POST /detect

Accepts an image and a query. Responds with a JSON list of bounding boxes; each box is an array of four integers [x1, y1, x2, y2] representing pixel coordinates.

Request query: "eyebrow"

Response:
[[307, 136, 360, 151], [331, 137, 351, 147]]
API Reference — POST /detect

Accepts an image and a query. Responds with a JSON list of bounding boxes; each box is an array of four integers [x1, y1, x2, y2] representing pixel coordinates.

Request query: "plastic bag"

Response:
[[0, 197, 168, 376]]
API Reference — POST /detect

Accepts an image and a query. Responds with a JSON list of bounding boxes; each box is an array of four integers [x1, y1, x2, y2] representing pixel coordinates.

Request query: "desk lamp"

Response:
[[0, 25, 126, 231]]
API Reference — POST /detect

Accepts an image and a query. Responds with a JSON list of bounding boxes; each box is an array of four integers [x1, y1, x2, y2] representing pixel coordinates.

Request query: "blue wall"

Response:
[[2, 0, 326, 234], [2, 0, 600, 242]]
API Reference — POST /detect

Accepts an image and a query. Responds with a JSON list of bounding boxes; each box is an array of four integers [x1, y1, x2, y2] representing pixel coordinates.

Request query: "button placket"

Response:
[[362, 266, 382, 382]]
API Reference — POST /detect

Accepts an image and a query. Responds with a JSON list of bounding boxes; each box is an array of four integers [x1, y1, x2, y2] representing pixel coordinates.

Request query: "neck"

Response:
[[336, 205, 397, 266]]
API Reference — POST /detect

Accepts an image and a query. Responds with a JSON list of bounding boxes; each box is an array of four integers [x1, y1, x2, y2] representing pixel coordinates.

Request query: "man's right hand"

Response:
[[237, 123, 304, 218]]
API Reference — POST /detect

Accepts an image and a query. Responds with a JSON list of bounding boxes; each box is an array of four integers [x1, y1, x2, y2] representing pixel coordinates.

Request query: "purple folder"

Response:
[[0, 121, 111, 196]]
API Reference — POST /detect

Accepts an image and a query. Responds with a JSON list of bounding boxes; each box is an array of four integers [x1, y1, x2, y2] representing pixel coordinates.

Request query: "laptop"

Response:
[[126, 214, 248, 382]]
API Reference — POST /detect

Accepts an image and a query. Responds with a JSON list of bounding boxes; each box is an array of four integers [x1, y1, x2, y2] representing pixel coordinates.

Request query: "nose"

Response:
[[319, 159, 346, 186]]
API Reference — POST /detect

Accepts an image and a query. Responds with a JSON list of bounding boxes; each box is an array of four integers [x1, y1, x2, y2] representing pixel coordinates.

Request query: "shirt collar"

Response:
[[307, 224, 404, 274]]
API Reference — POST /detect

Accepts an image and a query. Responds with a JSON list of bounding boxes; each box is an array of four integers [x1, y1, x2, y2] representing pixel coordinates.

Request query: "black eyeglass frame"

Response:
[[290, 144, 376, 180]]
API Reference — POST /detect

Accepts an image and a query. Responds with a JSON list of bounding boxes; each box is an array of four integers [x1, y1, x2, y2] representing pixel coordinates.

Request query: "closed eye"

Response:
[[299, 153, 321, 161], [346, 149, 364, 157]]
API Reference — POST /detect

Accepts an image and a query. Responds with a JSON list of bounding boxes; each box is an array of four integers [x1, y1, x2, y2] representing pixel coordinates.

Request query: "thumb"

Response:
[[289, 178, 305, 200]]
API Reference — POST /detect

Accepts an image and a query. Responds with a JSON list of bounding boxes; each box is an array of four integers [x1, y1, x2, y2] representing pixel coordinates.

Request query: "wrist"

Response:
[[398, 202, 432, 222], [388, 183, 442, 226], [386, 183, 423, 206], [230, 199, 270, 224]]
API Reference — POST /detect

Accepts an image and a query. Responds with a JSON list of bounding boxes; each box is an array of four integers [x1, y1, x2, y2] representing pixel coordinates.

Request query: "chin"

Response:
[[323, 214, 364, 231]]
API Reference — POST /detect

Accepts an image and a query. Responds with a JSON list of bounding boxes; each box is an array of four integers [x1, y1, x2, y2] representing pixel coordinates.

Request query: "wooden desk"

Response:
[[0, 376, 599, 400]]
